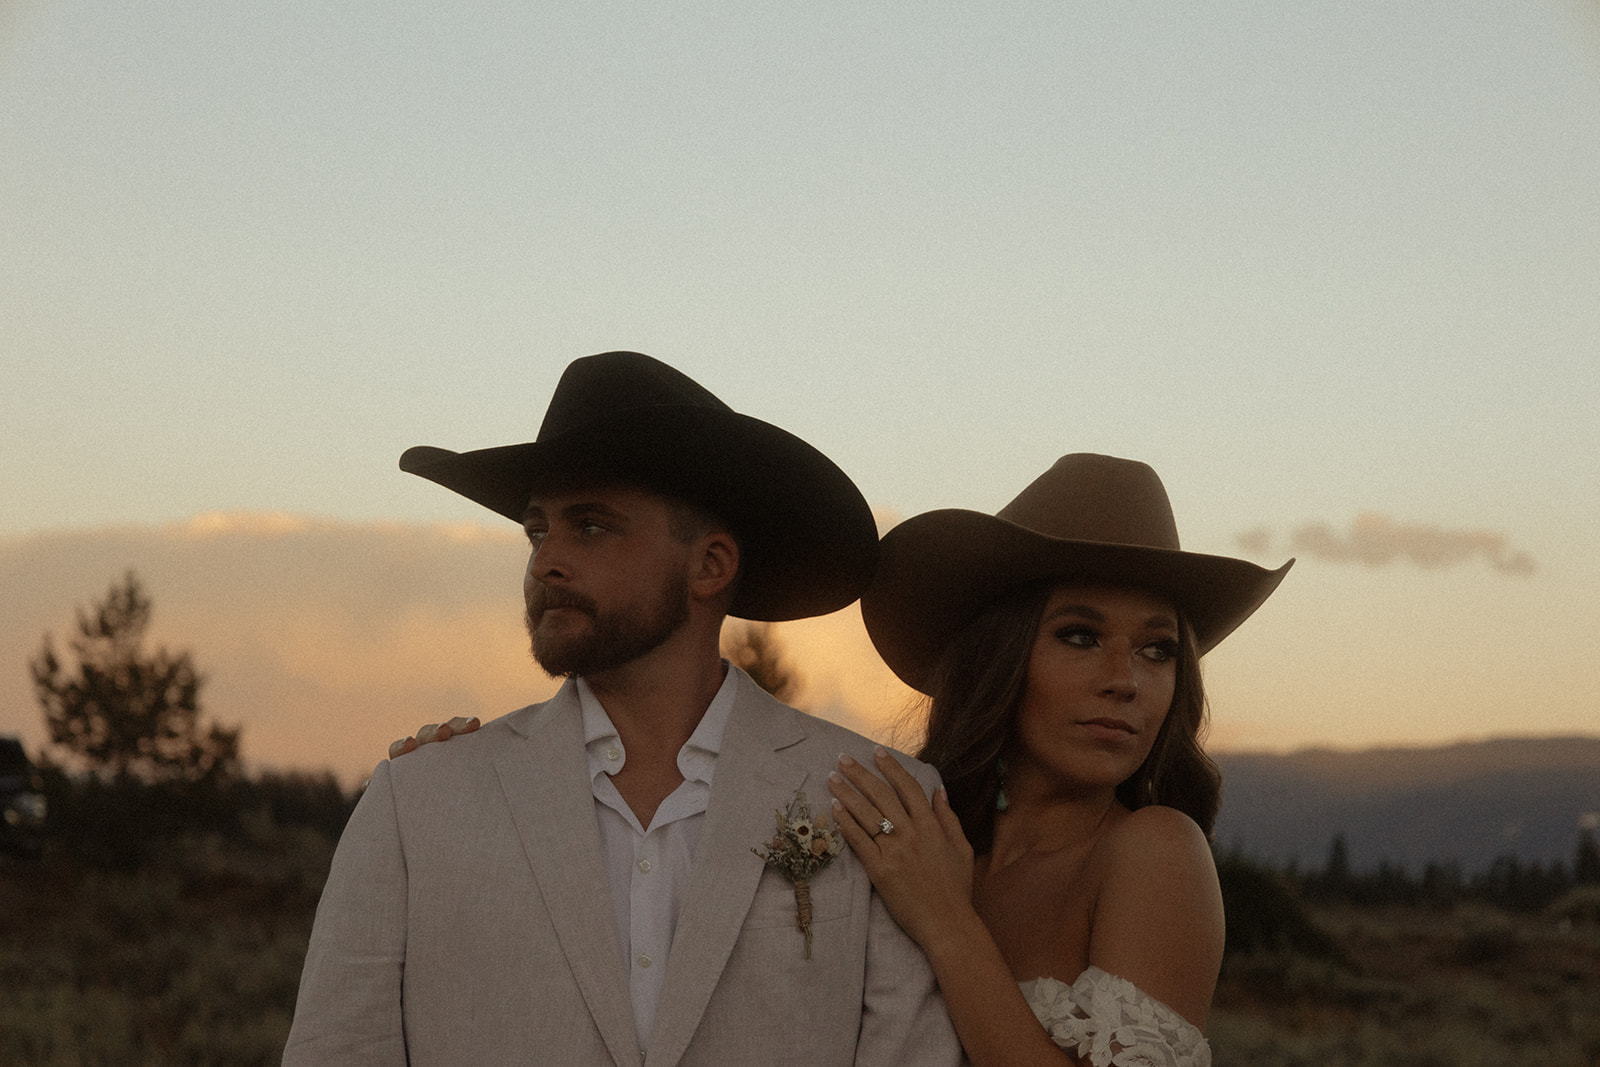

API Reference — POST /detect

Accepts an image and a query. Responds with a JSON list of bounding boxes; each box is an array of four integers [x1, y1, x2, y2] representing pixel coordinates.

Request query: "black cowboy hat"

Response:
[[863, 453, 1293, 693], [399, 351, 879, 622]]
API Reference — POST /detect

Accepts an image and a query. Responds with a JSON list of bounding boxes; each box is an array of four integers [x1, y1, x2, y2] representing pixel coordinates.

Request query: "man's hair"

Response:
[[915, 581, 1221, 855], [664, 496, 730, 546]]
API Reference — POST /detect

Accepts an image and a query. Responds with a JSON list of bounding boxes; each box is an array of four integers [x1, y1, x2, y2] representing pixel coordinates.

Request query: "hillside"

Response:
[[1214, 736, 1600, 873]]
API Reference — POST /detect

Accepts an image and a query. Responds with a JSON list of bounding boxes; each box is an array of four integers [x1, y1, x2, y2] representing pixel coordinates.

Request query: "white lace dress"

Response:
[[1019, 966, 1210, 1067]]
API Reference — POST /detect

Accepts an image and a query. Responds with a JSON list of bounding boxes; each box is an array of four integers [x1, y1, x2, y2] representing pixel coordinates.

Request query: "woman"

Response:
[[827, 453, 1290, 1066]]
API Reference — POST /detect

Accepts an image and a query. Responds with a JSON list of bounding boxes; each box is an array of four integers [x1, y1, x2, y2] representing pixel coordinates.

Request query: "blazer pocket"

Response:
[[741, 861, 854, 929]]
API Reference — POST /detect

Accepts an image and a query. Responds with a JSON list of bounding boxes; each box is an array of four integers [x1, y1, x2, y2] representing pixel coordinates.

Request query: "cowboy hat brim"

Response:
[[862, 508, 1292, 694], [401, 404, 879, 622]]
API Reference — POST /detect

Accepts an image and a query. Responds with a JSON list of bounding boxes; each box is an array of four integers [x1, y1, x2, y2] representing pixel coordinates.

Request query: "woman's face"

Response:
[[1013, 584, 1180, 794]]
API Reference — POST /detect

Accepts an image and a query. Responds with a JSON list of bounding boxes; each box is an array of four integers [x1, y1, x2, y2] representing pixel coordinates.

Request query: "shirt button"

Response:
[[637, 954, 652, 969], [607, 746, 621, 761], [637, 859, 652, 874]]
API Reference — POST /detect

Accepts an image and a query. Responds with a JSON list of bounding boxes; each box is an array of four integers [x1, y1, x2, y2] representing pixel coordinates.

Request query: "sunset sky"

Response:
[[4, 2, 1599, 785]]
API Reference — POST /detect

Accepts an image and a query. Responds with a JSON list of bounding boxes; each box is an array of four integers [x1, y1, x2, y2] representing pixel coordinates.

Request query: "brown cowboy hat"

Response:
[[399, 351, 878, 622], [862, 453, 1293, 693]]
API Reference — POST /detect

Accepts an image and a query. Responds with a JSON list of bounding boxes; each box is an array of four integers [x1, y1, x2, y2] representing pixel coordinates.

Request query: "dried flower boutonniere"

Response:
[[752, 790, 845, 958]]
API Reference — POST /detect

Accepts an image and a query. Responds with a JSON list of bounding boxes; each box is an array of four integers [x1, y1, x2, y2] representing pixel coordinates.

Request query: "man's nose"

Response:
[[528, 533, 570, 582]]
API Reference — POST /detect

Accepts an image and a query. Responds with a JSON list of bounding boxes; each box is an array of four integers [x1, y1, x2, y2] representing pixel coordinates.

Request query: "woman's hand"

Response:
[[828, 747, 978, 954], [834, 751, 1073, 1065], [388, 716, 480, 760]]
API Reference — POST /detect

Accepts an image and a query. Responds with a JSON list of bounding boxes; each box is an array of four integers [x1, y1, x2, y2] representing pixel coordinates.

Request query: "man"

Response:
[[284, 352, 961, 1066]]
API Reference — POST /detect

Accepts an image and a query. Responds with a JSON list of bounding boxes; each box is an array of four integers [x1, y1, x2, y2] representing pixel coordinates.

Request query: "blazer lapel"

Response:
[[644, 679, 808, 1067], [494, 685, 640, 1067]]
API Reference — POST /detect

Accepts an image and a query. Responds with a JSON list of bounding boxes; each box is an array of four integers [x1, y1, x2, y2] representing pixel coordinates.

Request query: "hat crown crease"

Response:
[[995, 454, 1181, 551], [538, 351, 731, 441]]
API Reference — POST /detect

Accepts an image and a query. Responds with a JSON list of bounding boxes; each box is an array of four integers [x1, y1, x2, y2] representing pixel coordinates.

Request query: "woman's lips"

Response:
[[1078, 718, 1136, 741]]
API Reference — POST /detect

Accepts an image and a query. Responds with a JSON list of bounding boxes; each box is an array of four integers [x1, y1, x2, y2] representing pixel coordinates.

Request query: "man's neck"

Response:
[[584, 648, 725, 751], [581, 634, 727, 827]]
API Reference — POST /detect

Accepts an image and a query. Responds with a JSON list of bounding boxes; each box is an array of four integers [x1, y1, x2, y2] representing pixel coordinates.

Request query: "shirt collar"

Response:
[[578, 662, 740, 787]]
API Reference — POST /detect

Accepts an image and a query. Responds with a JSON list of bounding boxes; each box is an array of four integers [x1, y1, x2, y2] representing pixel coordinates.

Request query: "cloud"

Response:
[[0, 515, 909, 785], [1234, 513, 1535, 576], [1233, 525, 1273, 557]]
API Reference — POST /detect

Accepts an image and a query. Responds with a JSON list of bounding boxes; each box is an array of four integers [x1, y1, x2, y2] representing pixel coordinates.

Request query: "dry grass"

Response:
[[0, 820, 334, 1067], [1211, 902, 1600, 1066], [3, 835, 1597, 1065]]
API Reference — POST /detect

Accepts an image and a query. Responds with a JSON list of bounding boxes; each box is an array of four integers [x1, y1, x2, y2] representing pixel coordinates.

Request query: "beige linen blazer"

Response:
[[284, 670, 961, 1066]]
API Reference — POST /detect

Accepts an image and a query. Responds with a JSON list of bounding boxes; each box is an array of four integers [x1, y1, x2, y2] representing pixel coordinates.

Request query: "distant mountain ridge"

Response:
[[1212, 736, 1600, 874]]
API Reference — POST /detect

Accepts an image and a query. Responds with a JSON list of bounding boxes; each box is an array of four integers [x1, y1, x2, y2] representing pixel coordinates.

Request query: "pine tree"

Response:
[[30, 571, 240, 783], [1325, 832, 1351, 888], [1576, 826, 1600, 886]]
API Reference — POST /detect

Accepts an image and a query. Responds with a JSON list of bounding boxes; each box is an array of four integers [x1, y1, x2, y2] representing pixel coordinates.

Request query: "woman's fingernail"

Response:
[[874, 746, 889, 759], [839, 753, 856, 767], [829, 771, 844, 784]]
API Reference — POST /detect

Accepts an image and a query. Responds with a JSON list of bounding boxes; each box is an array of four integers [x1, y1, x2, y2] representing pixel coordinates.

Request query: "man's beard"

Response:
[[525, 573, 691, 678]]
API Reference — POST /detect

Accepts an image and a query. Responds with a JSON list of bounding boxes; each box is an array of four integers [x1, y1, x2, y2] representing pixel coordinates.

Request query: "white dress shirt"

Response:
[[577, 664, 739, 1054]]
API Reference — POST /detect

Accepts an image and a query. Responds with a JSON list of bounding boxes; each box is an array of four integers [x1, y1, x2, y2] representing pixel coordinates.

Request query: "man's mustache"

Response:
[[528, 585, 598, 619]]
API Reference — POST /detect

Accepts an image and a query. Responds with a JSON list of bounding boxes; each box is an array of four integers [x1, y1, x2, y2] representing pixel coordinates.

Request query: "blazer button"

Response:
[[637, 954, 652, 969]]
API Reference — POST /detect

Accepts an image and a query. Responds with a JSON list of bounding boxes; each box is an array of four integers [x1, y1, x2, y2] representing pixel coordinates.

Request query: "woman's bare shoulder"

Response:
[[1093, 805, 1222, 947], [1088, 806, 1224, 1027], [1101, 805, 1212, 869]]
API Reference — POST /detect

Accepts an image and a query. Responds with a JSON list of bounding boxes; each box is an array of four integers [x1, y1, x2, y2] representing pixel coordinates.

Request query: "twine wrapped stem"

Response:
[[794, 878, 814, 958]]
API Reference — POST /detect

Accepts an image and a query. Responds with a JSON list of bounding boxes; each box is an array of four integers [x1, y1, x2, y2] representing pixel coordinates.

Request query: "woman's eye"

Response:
[[525, 528, 547, 545], [1142, 640, 1180, 663], [579, 521, 605, 536], [1055, 626, 1097, 648]]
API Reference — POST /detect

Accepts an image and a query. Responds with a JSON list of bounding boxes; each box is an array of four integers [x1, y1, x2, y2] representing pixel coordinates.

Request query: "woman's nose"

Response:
[[1098, 645, 1138, 700]]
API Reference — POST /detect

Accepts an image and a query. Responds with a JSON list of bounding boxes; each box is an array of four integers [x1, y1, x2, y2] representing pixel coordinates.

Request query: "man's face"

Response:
[[521, 484, 694, 677]]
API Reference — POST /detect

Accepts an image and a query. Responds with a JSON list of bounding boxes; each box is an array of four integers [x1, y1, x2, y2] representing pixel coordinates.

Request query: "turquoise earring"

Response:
[[995, 757, 1009, 812]]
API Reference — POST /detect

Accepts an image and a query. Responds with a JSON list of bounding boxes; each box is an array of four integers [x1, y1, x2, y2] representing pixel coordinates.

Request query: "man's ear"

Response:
[[688, 530, 740, 604]]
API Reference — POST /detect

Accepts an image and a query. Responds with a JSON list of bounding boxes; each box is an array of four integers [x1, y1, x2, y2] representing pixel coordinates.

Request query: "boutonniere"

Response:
[[753, 791, 845, 958]]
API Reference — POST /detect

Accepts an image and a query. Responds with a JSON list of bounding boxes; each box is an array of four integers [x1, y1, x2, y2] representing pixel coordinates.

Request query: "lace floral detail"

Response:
[[1019, 967, 1210, 1067]]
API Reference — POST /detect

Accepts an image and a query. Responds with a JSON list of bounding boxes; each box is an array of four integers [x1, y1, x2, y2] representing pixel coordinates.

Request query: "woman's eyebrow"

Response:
[[1042, 603, 1105, 624], [1042, 604, 1178, 632]]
